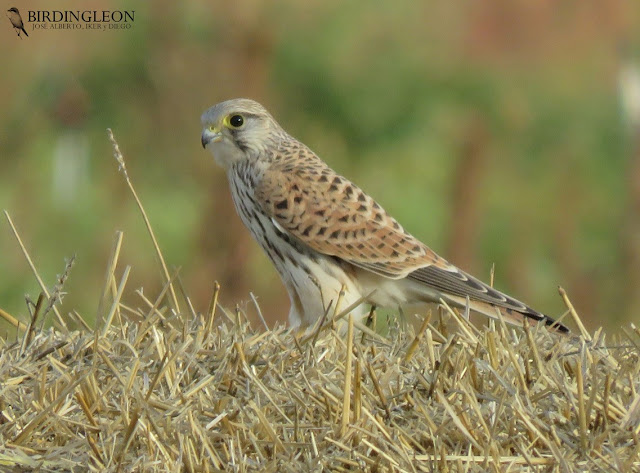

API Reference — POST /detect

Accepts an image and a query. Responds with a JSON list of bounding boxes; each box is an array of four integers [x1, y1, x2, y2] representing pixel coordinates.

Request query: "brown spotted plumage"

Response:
[[201, 98, 568, 332]]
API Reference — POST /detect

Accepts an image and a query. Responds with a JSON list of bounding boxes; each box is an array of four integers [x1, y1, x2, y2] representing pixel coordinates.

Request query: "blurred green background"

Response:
[[1, 0, 639, 333]]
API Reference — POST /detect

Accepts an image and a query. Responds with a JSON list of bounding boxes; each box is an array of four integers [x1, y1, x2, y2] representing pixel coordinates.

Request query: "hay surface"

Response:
[[0, 299, 639, 472]]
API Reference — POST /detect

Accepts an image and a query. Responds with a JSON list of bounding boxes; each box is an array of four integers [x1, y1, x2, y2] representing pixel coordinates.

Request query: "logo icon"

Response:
[[6, 7, 28, 38]]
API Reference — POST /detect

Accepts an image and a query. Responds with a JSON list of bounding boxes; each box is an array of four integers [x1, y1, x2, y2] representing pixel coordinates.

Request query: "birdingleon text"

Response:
[[27, 10, 135, 23]]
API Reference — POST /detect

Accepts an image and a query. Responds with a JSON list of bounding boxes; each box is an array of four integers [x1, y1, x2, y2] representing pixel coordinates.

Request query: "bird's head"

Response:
[[201, 98, 284, 169]]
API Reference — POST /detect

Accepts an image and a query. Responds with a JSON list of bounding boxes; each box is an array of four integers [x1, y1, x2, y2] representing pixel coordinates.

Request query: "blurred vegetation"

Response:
[[1, 0, 639, 332]]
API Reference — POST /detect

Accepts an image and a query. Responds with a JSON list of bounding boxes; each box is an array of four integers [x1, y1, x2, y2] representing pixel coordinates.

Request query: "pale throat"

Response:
[[209, 141, 244, 169]]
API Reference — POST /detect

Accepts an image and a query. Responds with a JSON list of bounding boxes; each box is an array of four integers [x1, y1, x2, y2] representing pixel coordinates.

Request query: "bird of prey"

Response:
[[201, 98, 568, 333], [7, 7, 28, 38]]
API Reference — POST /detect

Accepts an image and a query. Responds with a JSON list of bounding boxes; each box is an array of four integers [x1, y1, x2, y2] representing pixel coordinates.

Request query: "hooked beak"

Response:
[[201, 127, 223, 149]]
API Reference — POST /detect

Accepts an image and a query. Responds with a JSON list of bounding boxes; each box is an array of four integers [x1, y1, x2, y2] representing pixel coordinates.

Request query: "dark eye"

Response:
[[229, 114, 244, 128]]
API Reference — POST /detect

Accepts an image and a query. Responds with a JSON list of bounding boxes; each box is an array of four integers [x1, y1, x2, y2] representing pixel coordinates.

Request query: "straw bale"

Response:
[[1, 298, 639, 472]]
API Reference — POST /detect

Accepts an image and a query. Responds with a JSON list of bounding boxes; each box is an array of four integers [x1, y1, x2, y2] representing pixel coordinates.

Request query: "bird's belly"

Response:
[[231, 190, 367, 326], [256, 228, 367, 326], [352, 268, 409, 307], [276, 251, 367, 327]]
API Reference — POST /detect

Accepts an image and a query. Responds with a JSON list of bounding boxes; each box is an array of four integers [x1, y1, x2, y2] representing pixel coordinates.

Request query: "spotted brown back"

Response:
[[255, 141, 448, 278]]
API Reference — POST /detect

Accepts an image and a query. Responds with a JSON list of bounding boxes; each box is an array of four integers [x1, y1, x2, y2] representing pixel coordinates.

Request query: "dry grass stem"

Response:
[[4, 211, 67, 331], [559, 286, 591, 341], [107, 129, 180, 314]]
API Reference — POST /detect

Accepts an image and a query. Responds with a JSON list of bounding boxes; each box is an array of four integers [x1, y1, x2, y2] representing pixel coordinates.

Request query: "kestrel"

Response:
[[201, 98, 568, 333]]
